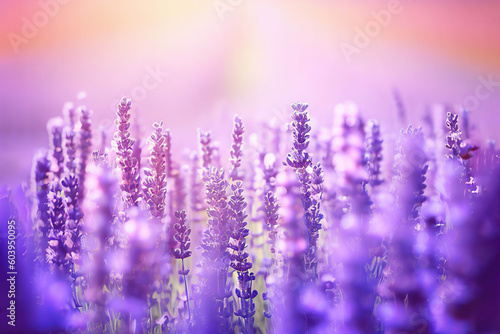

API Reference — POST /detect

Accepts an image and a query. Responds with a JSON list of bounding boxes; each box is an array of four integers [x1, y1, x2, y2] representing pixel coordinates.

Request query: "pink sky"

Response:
[[1, 0, 500, 184]]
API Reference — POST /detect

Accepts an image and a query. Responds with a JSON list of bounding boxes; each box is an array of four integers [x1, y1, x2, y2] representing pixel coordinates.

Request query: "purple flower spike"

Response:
[[198, 129, 214, 171], [113, 97, 141, 208], [32, 149, 52, 265], [394, 125, 428, 221], [284, 102, 323, 281], [284, 103, 311, 170], [77, 106, 92, 201], [200, 167, 233, 332], [229, 115, 245, 182], [62, 127, 83, 265], [142, 121, 168, 219], [164, 129, 173, 177], [228, 181, 257, 333], [171, 209, 192, 322], [365, 120, 384, 188], [47, 117, 65, 179]]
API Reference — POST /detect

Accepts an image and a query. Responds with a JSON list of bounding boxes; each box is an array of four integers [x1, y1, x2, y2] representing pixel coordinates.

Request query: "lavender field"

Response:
[[1, 94, 500, 333]]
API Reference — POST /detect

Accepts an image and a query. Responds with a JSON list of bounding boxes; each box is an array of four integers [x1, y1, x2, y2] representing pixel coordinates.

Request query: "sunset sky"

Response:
[[1, 0, 500, 184]]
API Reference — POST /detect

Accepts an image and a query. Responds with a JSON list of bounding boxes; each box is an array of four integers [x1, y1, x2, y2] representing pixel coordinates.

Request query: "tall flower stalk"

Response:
[[32, 149, 52, 265], [77, 106, 92, 201], [62, 127, 83, 265], [229, 116, 244, 182], [228, 181, 257, 333], [200, 167, 233, 333], [365, 120, 384, 189], [113, 97, 141, 208], [283, 102, 323, 281], [171, 209, 192, 322], [142, 122, 168, 220]]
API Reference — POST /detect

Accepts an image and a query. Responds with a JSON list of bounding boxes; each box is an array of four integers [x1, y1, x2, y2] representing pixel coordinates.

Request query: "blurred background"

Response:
[[1, 0, 500, 185]]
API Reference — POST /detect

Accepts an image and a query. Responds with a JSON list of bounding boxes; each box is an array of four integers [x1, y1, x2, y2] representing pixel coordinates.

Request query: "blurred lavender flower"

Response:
[[229, 115, 245, 182], [394, 125, 428, 221], [113, 97, 141, 208], [199, 129, 214, 173], [171, 209, 192, 322], [32, 149, 52, 264], [47, 117, 65, 179], [381, 125, 434, 333], [365, 120, 384, 189], [46, 184, 70, 275], [77, 106, 92, 201], [164, 129, 173, 177], [228, 181, 257, 333], [61, 127, 83, 264], [284, 102, 323, 281], [82, 163, 116, 332], [142, 121, 168, 219], [199, 167, 233, 333]]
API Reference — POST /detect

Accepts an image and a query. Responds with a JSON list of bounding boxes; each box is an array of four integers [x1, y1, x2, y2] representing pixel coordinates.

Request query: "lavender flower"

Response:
[[228, 181, 257, 333], [46, 184, 70, 275], [263, 191, 280, 255], [171, 209, 192, 322], [113, 97, 141, 208], [82, 163, 116, 331], [229, 115, 245, 182], [32, 149, 52, 264], [62, 127, 83, 261], [394, 125, 428, 221], [446, 112, 478, 162], [165, 129, 173, 177], [199, 129, 214, 172], [200, 167, 233, 332], [77, 106, 92, 201], [381, 125, 433, 333], [284, 102, 323, 281], [365, 120, 384, 188], [142, 121, 168, 219], [47, 117, 65, 179]]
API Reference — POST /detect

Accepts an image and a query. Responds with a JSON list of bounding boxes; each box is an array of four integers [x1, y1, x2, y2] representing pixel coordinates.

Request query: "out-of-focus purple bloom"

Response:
[[164, 129, 173, 177], [77, 106, 92, 201], [171, 209, 192, 322], [393, 88, 407, 126], [263, 191, 280, 255], [113, 97, 141, 208], [142, 121, 168, 219], [198, 129, 214, 172], [32, 149, 52, 264], [332, 102, 368, 194], [47, 117, 65, 179], [171, 209, 192, 261], [228, 181, 257, 332], [46, 184, 70, 275], [446, 112, 478, 162], [365, 120, 384, 188], [199, 167, 233, 333], [61, 127, 83, 263], [443, 169, 500, 333], [284, 102, 323, 281], [381, 125, 434, 333], [229, 115, 245, 182], [394, 125, 428, 221], [82, 162, 116, 331]]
